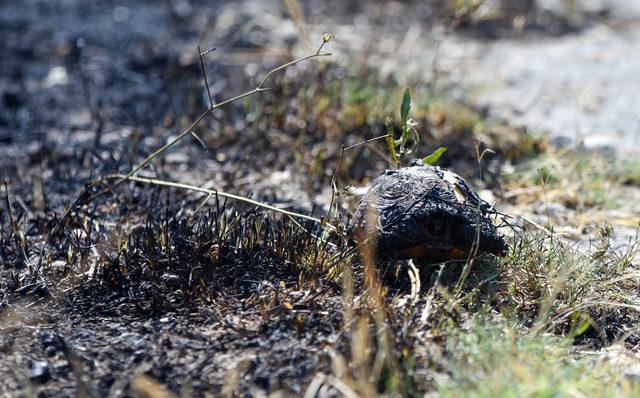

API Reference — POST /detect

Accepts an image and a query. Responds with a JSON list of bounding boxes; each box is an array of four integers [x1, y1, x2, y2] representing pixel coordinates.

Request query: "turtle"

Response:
[[350, 159, 508, 262]]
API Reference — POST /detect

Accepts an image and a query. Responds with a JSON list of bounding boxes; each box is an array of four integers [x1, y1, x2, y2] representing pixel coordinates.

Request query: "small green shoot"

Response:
[[386, 88, 447, 167], [423, 147, 447, 165]]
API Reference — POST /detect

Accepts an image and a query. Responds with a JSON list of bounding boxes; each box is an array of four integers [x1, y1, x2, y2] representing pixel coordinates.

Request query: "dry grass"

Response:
[[501, 148, 640, 241]]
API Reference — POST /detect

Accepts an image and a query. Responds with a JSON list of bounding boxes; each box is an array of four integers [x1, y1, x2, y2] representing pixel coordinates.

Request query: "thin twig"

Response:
[[199, 48, 215, 56], [328, 144, 345, 219], [257, 43, 330, 89], [106, 174, 339, 231], [89, 41, 331, 201], [190, 131, 208, 150], [328, 133, 391, 218], [193, 192, 213, 216], [506, 215, 591, 257], [343, 133, 391, 152], [89, 93, 242, 200], [197, 46, 214, 108]]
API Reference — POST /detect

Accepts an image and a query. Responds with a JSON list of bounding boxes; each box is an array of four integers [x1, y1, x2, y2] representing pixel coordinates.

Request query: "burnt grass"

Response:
[[2, 1, 638, 397], [0, 184, 348, 396], [0, 1, 373, 395]]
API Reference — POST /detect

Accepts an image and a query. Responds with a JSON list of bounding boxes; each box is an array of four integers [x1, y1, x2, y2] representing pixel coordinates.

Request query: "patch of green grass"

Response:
[[425, 97, 482, 135], [323, 222, 639, 397], [505, 149, 640, 211], [436, 320, 640, 398], [371, 221, 638, 396], [497, 229, 639, 334], [269, 65, 539, 144]]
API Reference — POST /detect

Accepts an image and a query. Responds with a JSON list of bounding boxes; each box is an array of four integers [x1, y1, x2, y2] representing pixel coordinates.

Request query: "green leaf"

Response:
[[400, 88, 411, 129], [422, 147, 447, 165]]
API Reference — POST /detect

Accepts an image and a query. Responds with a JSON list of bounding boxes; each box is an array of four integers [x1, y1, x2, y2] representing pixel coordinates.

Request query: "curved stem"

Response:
[[112, 174, 338, 231], [91, 46, 331, 201]]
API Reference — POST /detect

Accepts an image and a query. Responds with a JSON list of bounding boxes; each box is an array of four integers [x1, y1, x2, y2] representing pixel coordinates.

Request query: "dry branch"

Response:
[[90, 39, 331, 201], [107, 174, 337, 231]]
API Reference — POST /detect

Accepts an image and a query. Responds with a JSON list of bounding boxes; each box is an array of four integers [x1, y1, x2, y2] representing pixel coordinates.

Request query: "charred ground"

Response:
[[1, 1, 639, 397]]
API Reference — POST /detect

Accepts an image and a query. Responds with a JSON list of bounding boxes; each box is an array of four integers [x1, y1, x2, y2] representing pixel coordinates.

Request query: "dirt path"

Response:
[[453, 23, 640, 153]]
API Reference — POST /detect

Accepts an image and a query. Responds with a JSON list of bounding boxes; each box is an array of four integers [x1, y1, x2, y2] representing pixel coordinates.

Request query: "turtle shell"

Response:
[[350, 161, 508, 262]]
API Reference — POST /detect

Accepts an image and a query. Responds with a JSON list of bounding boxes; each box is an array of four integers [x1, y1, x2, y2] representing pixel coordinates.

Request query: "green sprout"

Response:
[[386, 88, 447, 166]]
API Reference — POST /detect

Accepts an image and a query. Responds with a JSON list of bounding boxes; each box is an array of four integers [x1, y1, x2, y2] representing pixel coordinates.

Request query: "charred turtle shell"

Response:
[[350, 160, 508, 262]]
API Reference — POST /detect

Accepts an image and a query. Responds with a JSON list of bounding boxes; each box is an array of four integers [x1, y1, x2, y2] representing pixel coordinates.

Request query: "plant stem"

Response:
[[113, 174, 338, 231]]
